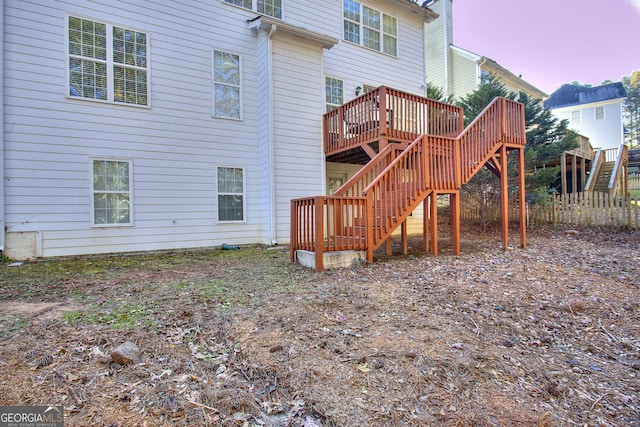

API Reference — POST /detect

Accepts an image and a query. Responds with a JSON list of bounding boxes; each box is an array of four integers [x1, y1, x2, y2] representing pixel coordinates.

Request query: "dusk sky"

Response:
[[451, 0, 640, 95]]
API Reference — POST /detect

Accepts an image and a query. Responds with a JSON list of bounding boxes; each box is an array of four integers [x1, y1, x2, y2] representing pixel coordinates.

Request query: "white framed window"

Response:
[[224, 0, 282, 19], [595, 106, 605, 120], [67, 16, 149, 106], [213, 50, 242, 119], [325, 77, 344, 112], [570, 110, 581, 126], [92, 159, 132, 226], [343, 0, 397, 56], [217, 167, 245, 222]]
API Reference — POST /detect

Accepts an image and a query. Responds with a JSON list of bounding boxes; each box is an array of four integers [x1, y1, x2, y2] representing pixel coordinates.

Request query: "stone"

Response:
[[111, 341, 140, 364]]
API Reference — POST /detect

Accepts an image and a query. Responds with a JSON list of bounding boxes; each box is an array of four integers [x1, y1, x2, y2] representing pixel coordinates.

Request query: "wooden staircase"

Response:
[[291, 87, 527, 271], [585, 145, 629, 196]]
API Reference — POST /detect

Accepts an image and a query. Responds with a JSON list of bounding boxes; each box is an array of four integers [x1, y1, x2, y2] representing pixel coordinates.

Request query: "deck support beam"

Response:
[[430, 192, 438, 256], [499, 144, 509, 251], [518, 146, 527, 248], [450, 192, 460, 255]]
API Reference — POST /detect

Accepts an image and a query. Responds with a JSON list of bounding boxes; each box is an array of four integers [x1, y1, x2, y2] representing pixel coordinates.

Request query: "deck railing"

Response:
[[458, 97, 526, 183], [293, 94, 525, 271], [290, 196, 369, 270], [324, 86, 464, 157]]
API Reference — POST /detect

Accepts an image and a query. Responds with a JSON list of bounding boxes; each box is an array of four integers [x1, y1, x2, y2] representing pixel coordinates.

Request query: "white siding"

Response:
[[551, 101, 625, 150], [451, 49, 478, 100], [324, 0, 427, 101], [3, 0, 433, 258], [271, 34, 326, 241], [4, 0, 268, 257]]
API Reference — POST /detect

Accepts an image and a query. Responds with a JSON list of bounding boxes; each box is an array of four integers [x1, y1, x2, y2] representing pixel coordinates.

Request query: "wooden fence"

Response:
[[461, 192, 640, 229], [630, 174, 640, 191]]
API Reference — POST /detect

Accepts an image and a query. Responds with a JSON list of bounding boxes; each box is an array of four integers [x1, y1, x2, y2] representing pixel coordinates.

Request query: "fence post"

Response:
[[552, 193, 557, 225]]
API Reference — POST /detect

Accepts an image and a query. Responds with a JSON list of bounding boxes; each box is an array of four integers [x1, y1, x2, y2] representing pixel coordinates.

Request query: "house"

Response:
[[544, 82, 627, 150], [1, 0, 442, 259], [423, 0, 547, 100]]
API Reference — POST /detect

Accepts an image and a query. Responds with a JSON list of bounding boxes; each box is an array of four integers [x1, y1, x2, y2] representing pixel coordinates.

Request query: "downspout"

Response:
[[267, 24, 278, 245]]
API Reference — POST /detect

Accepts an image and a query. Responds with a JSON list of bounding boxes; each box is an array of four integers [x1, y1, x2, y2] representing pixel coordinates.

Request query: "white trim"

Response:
[[90, 158, 134, 228], [216, 166, 247, 224], [212, 48, 243, 120], [342, 0, 399, 58], [65, 14, 151, 108], [221, 0, 284, 20]]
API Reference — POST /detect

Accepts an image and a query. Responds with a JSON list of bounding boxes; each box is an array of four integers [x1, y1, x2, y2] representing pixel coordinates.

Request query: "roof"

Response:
[[479, 56, 548, 100], [396, 0, 438, 22], [544, 82, 627, 109]]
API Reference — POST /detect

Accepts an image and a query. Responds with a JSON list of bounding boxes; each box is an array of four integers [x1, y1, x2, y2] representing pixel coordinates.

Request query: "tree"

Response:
[[622, 70, 640, 147], [456, 74, 577, 228], [425, 82, 454, 104]]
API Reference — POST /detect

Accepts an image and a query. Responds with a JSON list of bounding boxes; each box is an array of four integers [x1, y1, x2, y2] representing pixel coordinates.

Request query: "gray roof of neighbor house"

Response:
[[544, 82, 627, 109]]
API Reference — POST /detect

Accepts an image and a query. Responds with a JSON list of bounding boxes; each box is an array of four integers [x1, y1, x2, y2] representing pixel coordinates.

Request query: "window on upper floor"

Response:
[[217, 167, 245, 222], [92, 159, 132, 226], [67, 16, 149, 106], [213, 50, 242, 119], [343, 0, 397, 56], [224, 0, 282, 19], [571, 110, 581, 126], [325, 77, 344, 112], [595, 106, 605, 120]]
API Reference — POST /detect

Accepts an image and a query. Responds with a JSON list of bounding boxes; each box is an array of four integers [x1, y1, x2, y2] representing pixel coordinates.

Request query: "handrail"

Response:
[[584, 148, 603, 192], [334, 143, 406, 197], [608, 144, 628, 193], [457, 97, 525, 183], [323, 85, 464, 157]]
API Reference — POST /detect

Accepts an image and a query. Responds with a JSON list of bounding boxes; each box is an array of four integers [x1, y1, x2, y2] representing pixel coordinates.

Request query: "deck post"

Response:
[[365, 193, 374, 263], [499, 145, 509, 251], [450, 192, 460, 255], [518, 147, 527, 248], [430, 192, 438, 256], [401, 220, 408, 255], [314, 197, 324, 272], [290, 201, 297, 264], [423, 197, 429, 252]]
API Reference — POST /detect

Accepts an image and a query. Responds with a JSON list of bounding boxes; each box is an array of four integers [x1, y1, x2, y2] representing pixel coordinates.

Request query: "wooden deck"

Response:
[[292, 86, 527, 271]]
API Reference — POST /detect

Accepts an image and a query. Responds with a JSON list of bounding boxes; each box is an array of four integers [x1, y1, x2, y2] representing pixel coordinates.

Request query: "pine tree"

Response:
[[622, 70, 640, 147], [456, 73, 577, 225]]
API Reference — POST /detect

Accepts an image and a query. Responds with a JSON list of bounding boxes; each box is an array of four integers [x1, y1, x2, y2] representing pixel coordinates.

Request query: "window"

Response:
[[343, 0, 397, 56], [218, 167, 245, 222], [67, 16, 149, 106], [213, 50, 242, 119], [571, 110, 581, 126], [595, 106, 605, 120], [92, 159, 132, 226], [224, 0, 282, 19], [325, 77, 344, 112]]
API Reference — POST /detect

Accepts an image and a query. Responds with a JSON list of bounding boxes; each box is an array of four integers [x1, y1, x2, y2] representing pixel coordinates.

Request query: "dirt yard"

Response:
[[0, 225, 639, 426]]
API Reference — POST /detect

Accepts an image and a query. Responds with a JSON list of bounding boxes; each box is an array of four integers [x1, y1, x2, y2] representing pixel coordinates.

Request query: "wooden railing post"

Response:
[[314, 197, 324, 272], [290, 201, 297, 264], [365, 192, 374, 263]]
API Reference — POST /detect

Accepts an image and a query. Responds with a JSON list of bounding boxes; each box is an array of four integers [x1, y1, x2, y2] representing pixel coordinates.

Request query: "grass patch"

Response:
[[2, 246, 313, 329], [0, 313, 26, 339]]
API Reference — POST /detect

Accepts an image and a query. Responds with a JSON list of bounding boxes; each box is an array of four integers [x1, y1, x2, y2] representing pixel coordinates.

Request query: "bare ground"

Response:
[[0, 225, 639, 426]]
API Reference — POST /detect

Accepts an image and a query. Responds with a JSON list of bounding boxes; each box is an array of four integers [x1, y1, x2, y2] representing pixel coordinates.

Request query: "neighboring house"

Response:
[[424, 0, 547, 100], [544, 82, 627, 150], [0, 0, 439, 259]]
